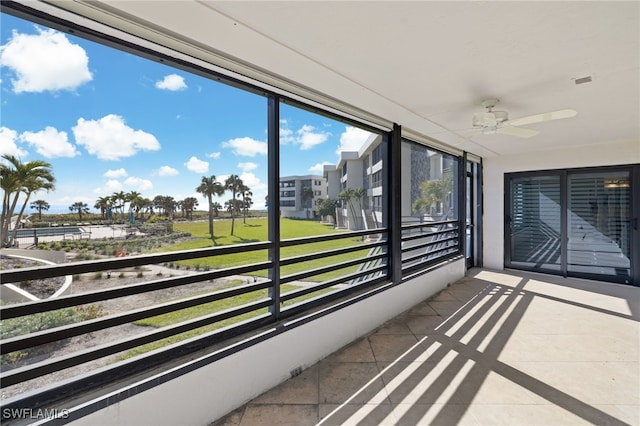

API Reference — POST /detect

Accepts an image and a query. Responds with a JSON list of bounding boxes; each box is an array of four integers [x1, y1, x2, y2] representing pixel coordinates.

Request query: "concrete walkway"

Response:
[[211, 268, 639, 426]]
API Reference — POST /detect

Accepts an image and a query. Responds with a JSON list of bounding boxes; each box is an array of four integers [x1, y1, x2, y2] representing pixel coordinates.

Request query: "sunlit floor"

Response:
[[211, 268, 640, 426]]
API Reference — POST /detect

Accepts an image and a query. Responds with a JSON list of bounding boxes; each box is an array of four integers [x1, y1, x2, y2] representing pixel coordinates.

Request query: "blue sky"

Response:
[[0, 13, 373, 213]]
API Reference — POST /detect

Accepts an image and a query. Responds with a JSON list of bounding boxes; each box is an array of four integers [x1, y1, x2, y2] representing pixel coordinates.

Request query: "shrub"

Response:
[[1, 305, 104, 364]]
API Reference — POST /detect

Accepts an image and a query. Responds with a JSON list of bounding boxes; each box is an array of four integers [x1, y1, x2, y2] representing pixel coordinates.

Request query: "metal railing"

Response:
[[0, 228, 391, 419]]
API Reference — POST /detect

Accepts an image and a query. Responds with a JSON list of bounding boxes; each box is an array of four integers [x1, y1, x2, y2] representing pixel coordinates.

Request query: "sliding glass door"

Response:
[[506, 165, 638, 285], [507, 174, 562, 271], [567, 171, 631, 279]]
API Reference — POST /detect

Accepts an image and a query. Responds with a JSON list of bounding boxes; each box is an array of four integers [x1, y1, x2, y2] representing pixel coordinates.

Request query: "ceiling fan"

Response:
[[471, 98, 577, 138]]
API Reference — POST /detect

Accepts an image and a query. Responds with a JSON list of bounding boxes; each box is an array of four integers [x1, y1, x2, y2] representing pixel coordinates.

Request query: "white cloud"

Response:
[[222, 137, 267, 157], [207, 152, 221, 159], [297, 125, 329, 150], [124, 176, 153, 191], [239, 172, 268, 209], [238, 162, 258, 172], [184, 156, 209, 174], [280, 123, 329, 150], [337, 126, 374, 155], [104, 168, 127, 178], [309, 161, 332, 174], [0, 126, 28, 158], [155, 74, 187, 91], [280, 127, 294, 144], [19, 126, 79, 158], [72, 114, 160, 160], [0, 27, 92, 93], [156, 166, 179, 176], [102, 179, 123, 193]]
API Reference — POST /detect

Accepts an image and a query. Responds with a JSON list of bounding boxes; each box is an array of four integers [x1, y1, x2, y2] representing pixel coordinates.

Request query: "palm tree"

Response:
[[111, 191, 127, 219], [182, 197, 199, 220], [94, 196, 112, 220], [338, 188, 356, 230], [353, 187, 365, 228], [129, 196, 150, 220], [301, 185, 314, 219], [224, 174, 243, 235], [30, 199, 50, 221], [69, 201, 90, 221], [212, 202, 222, 217], [1, 155, 55, 247], [196, 175, 225, 241], [240, 185, 253, 224], [126, 191, 143, 218]]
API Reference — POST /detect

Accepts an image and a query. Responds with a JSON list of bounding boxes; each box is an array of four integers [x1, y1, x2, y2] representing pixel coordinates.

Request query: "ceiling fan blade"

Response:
[[504, 109, 577, 127], [495, 126, 539, 138]]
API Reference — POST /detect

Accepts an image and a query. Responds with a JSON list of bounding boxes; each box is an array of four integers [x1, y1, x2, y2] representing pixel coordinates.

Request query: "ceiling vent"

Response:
[[574, 76, 593, 85]]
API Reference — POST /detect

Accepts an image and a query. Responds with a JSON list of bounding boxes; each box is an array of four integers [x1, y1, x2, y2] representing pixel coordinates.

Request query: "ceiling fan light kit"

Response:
[[471, 98, 577, 138]]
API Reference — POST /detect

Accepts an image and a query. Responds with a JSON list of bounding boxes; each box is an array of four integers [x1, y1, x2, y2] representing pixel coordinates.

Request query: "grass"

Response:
[[117, 279, 335, 360], [116, 218, 373, 360], [161, 218, 371, 281]]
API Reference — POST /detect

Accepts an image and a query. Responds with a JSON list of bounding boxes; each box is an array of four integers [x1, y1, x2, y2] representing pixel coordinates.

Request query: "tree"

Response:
[[94, 196, 112, 220], [69, 201, 90, 221], [212, 202, 222, 217], [240, 185, 253, 224], [338, 188, 358, 230], [182, 197, 199, 220], [30, 199, 50, 221], [301, 185, 314, 218], [126, 191, 143, 218], [413, 171, 454, 219], [317, 198, 337, 219], [353, 187, 365, 228], [1, 155, 55, 247], [224, 174, 243, 235], [111, 191, 127, 219], [196, 175, 225, 241], [130, 196, 151, 220]]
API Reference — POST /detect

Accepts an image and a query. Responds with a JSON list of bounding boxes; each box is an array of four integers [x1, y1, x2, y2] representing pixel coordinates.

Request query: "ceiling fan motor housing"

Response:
[[473, 110, 508, 127]]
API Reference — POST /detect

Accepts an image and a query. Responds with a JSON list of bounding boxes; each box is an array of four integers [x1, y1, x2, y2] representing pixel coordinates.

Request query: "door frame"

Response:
[[505, 164, 639, 286]]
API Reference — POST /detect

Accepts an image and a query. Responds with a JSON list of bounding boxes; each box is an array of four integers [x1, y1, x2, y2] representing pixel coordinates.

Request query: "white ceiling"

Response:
[[46, 1, 640, 158]]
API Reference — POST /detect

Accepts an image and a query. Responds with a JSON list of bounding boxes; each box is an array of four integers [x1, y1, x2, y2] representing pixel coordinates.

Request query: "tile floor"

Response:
[[211, 269, 640, 426]]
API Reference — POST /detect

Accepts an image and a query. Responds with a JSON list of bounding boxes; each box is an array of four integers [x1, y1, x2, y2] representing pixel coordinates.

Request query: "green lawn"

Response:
[[114, 218, 373, 360], [160, 218, 370, 281], [117, 280, 335, 360]]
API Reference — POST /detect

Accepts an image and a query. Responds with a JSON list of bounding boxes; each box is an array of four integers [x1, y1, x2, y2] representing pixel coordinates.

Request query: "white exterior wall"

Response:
[[482, 139, 640, 271]]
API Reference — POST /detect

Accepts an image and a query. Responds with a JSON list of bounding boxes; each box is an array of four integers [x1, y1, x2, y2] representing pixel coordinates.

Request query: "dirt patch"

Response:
[[0, 255, 66, 299], [1, 261, 245, 399]]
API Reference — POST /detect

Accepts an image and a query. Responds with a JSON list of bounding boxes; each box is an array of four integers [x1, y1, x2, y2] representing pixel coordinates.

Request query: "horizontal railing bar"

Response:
[[0, 241, 272, 282], [0, 261, 272, 319], [280, 273, 389, 319], [280, 228, 387, 247], [280, 264, 388, 302], [400, 219, 458, 232], [1, 298, 273, 387], [401, 227, 459, 243], [280, 252, 387, 284], [402, 245, 460, 265], [280, 240, 385, 266], [0, 280, 272, 355], [0, 313, 275, 418], [401, 233, 459, 250]]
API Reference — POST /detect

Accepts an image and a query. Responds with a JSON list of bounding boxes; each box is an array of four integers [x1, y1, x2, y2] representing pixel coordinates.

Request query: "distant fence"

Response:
[[11, 227, 86, 248]]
